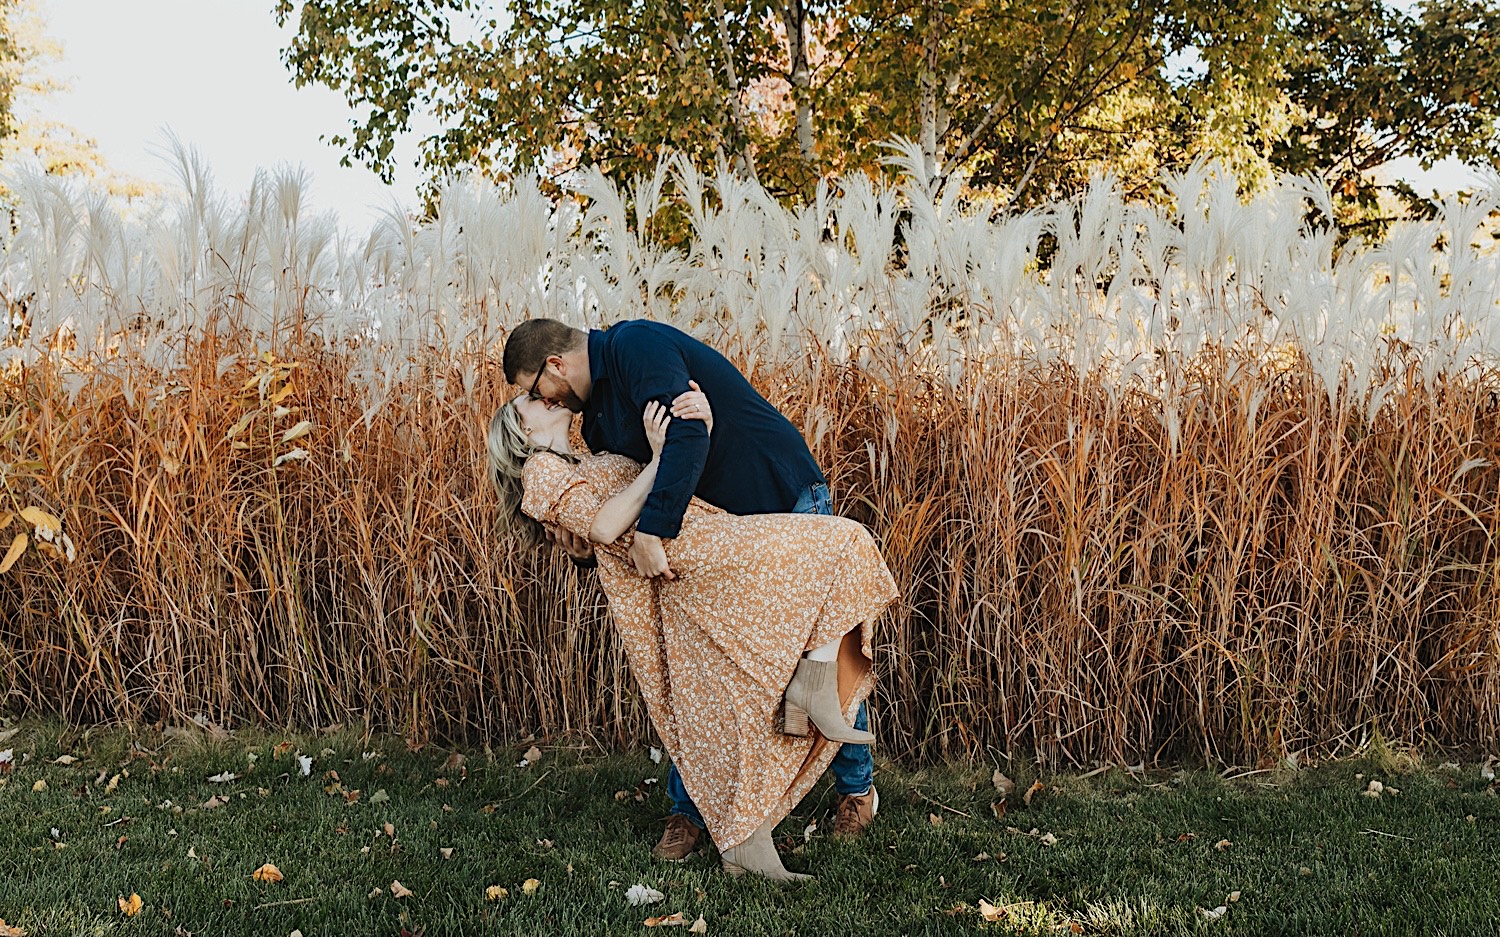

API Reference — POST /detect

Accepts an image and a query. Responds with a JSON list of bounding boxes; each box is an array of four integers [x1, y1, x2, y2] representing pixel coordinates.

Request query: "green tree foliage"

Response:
[[275, 0, 1498, 210]]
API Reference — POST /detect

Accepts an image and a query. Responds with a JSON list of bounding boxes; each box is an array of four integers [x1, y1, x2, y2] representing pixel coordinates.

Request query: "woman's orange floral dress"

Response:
[[521, 451, 898, 849]]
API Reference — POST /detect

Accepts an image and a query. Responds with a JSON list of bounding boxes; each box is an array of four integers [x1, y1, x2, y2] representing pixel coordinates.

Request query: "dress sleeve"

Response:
[[520, 453, 604, 541]]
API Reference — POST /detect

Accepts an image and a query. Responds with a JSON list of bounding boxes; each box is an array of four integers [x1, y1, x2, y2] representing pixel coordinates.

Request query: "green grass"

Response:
[[1, 719, 1497, 936]]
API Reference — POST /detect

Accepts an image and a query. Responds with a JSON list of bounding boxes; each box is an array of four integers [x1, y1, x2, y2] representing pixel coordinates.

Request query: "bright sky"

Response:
[[38, 0, 1487, 233], [41, 0, 430, 230]]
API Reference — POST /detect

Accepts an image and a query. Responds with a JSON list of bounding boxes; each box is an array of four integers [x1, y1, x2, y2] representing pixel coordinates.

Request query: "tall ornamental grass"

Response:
[[3, 146, 1499, 765]]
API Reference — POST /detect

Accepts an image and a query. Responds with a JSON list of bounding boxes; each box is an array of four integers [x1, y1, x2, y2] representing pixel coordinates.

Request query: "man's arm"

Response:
[[615, 336, 709, 540]]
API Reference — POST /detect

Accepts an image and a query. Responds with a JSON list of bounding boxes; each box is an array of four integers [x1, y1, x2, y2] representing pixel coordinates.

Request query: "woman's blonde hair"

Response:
[[485, 399, 548, 550]]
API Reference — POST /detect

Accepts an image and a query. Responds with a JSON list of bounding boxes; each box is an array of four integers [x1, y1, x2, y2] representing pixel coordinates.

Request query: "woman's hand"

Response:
[[670, 380, 712, 435], [643, 401, 672, 458]]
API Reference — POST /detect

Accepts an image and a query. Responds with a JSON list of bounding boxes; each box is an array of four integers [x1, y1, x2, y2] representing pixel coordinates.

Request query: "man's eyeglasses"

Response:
[[527, 365, 546, 400]]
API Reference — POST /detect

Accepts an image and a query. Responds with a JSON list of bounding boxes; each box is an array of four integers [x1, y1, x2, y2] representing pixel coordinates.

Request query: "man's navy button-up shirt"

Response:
[[582, 320, 825, 538]]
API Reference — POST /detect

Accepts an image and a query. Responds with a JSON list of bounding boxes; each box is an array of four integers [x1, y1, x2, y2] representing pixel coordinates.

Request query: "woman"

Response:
[[486, 392, 897, 881]]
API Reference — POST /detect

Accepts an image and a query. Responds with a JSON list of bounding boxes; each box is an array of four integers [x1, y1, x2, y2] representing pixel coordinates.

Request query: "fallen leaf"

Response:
[[524, 745, 543, 764], [803, 820, 817, 841], [522, 878, 541, 895], [207, 771, 236, 784], [202, 795, 227, 809], [1023, 780, 1044, 806], [297, 755, 312, 776], [1201, 905, 1228, 921], [485, 885, 509, 901], [53, 754, 78, 765], [990, 800, 1007, 820], [251, 863, 284, 883], [367, 887, 382, 899], [0, 918, 27, 936], [390, 880, 413, 898], [383, 822, 396, 838], [977, 899, 1006, 922], [973, 852, 991, 862], [1039, 832, 1058, 846], [369, 788, 390, 805], [118, 893, 144, 917], [1176, 832, 1197, 843], [649, 747, 663, 764], [1215, 839, 1232, 851], [31, 780, 46, 793], [625, 884, 665, 906], [0, 531, 28, 574], [186, 847, 200, 860], [644, 912, 686, 927], [440, 847, 454, 860], [929, 813, 943, 827], [689, 916, 708, 934], [1228, 891, 1241, 903], [992, 770, 1015, 798]]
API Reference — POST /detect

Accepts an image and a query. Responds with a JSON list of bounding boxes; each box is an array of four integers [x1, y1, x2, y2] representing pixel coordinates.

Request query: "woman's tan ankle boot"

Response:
[[720, 821, 811, 882], [781, 657, 876, 744]]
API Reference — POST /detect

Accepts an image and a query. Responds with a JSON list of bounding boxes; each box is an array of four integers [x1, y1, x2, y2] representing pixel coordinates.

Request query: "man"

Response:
[[502, 317, 879, 860]]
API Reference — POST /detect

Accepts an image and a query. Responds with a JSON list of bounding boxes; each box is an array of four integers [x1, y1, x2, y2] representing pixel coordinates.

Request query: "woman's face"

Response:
[[514, 393, 571, 447]]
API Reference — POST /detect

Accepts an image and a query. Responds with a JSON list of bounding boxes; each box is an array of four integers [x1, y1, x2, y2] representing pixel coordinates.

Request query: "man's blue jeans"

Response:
[[665, 481, 875, 829]]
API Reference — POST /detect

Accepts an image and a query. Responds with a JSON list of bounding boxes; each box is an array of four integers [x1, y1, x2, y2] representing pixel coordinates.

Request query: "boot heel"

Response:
[[782, 702, 810, 737], [722, 860, 747, 878]]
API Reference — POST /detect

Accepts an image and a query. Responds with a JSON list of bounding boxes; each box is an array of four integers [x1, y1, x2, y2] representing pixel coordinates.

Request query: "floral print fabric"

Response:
[[521, 451, 898, 848]]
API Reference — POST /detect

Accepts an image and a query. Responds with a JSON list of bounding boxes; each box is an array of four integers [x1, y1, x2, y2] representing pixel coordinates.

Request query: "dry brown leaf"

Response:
[[992, 770, 1015, 798], [928, 813, 943, 827], [0, 918, 27, 937], [440, 847, 454, 860], [390, 880, 413, 898], [0, 532, 25, 575], [977, 899, 1006, 922], [251, 863, 284, 883], [117, 893, 143, 917], [644, 912, 687, 927], [485, 885, 509, 901], [367, 887, 383, 899], [522, 878, 541, 895], [53, 754, 78, 765], [202, 795, 227, 809], [19, 506, 61, 534], [990, 800, 1007, 820], [383, 822, 396, 838], [442, 752, 467, 773], [524, 745, 543, 764], [689, 916, 707, 934], [1023, 780, 1044, 806], [1215, 839, 1232, 851]]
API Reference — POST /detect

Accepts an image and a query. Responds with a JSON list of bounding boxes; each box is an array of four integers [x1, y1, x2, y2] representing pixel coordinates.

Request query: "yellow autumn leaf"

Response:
[[117, 893, 143, 917], [269, 381, 297, 404], [279, 420, 314, 444], [225, 410, 258, 439], [0, 532, 28, 574], [390, 880, 413, 898], [522, 878, 541, 895], [251, 862, 284, 883], [20, 506, 60, 533], [485, 885, 509, 900], [0, 916, 27, 936], [31, 780, 46, 792], [0, 512, 13, 529]]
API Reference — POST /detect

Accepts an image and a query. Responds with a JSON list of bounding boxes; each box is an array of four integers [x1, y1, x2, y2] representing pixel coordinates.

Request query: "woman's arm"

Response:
[[588, 402, 672, 545]]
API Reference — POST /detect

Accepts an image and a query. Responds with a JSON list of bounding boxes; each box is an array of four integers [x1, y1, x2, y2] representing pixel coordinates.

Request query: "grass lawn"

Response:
[[1, 719, 1496, 936]]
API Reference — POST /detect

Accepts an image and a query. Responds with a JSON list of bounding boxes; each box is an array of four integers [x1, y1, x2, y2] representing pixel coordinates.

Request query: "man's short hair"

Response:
[[502, 319, 585, 385]]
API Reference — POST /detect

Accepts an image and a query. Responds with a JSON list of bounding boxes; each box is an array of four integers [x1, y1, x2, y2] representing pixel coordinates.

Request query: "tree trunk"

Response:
[[781, 0, 815, 162], [918, 0, 943, 185]]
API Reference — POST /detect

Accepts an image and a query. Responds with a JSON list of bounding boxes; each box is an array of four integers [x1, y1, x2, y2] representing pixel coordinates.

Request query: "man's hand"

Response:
[[628, 532, 675, 580], [546, 526, 595, 563]]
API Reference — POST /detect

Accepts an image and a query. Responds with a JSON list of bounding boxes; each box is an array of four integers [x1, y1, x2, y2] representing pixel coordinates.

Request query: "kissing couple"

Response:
[[485, 318, 897, 882]]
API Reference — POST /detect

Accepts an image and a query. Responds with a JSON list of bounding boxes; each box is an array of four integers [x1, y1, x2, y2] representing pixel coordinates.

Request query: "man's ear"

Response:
[[548, 354, 567, 377]]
